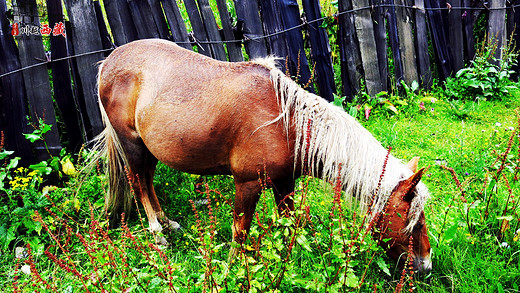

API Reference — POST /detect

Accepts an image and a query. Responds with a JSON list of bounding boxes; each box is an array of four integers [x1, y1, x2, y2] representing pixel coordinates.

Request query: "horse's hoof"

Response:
[[165, 219, 181, 231], [155, 235, 169, 247]]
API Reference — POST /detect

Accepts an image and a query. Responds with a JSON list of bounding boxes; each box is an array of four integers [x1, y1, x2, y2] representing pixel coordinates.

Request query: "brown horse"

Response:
[[95, 39, 432, 273]]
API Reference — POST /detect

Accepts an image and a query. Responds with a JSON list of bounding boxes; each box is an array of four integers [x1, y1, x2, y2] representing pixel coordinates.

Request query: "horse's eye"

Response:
[[414, 223, 424, 230]]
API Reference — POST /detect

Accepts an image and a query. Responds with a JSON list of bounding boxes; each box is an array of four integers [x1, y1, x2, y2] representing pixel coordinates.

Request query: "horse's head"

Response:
[[374, 163, 432, 274]]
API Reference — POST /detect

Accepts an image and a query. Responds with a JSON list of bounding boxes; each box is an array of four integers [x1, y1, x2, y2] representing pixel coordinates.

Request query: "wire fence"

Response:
[[1, 2, 519, 79]]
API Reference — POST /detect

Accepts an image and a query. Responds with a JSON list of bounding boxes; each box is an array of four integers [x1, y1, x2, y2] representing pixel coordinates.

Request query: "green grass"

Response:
[[2, 94, 519, 292]]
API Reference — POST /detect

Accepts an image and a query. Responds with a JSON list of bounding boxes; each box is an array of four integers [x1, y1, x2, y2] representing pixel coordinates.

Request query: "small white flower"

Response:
[[496, 122, 502, 127], [21, 264, 31, 275], [501, 242, 510, 248], [508, 127, 514, 131]]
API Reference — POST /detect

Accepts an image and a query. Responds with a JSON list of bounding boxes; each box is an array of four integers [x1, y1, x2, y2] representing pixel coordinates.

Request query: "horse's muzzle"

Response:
[[413, 255, 432, 274]]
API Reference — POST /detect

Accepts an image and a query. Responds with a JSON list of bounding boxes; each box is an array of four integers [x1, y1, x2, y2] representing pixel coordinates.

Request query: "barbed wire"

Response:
[[1, 3, 519, 78]]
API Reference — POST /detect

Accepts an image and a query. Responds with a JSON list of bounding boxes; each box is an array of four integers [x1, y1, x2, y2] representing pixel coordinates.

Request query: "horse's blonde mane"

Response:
[[264, 66, 429, 233]]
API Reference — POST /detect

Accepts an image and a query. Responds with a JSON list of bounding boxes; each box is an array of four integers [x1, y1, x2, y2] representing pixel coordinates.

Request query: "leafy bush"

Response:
[[444, 41, 519, 102], [0, 119, 89, 254], [336, 80, 437, 121]]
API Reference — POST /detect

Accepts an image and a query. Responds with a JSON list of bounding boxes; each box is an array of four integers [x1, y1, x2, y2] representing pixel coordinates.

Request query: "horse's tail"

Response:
[[87, 61, 133, 225], [98, 100, 133, 225]]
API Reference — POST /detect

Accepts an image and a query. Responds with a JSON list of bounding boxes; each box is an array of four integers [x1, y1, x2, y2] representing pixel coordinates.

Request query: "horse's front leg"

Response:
[[229, 179, 262, 260]]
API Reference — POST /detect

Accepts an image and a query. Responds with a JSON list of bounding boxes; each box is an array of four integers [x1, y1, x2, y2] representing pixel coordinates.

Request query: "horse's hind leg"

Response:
[[141, 154, 180, 231], [120, 138, 172, 241]]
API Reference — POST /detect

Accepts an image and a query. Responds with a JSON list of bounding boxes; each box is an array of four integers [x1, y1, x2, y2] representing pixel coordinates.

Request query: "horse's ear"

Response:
[[406, 157, 420, 173], [403, 167, 425, 201]]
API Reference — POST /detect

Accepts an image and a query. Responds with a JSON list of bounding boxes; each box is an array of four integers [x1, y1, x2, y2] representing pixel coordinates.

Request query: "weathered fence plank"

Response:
[[508, 0, 520, 80], [233, 0, 268, 58], [196, 0, 227, 60], [302, 0, 336, 101], [259, 0, 289, 71], [425, 0, 453, 80], [448, 0, 464, 72], [161, 0, 191, 50], [13, 0, 62, 160], [394, 0, 418, 85], [415, 0, 432, 88], [386, 0, 404, 86], [148, 0, 171, 39], [94, 1, 113, 54], [47, 0, 84, 151], [278, 0, 313, 89], [64, 0, 104, 138], [183, 0, 212, 57], [215, 0, 243, 61], [65, 20, 91, 140], [373, 0, 389, 91], [338, 0, 362, 100], [488, 0, 507, 60], [127, 0, 160, 39], [352, 0, 383, 96], [104, 0, 138, 46], [0, 0, 33, 164], [462, 0, 475, 64]]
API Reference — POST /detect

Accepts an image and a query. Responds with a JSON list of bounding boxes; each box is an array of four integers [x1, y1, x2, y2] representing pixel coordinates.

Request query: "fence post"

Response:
[[302, 0, 336, 101], [385, 0, 404, 86], [64, 0, 104, 138], [127, 0, 160, 39], [425, 0, 453, 81], [161, 0, 192, 50], [508, 0, 520, 80], [13, 0, 62, 160], [462, 0, 475, 64], [233, 0, 268, 58], [278, 0, 313, 89], [215, 0, 243, 61], [352, 0, 383, 96], [258, 0, 289, 70], [148, 0, 171, 40], [372, 0, 389, 92], [47, 0, 85, 152], [183, 0, 212, 57], [338, 0, 362, 100], [196, 0, 227, 61], [94, 1, 113, 54], [0, 0, 34, 164], [448, 0, 464, 72], [415, 0, 432, 88], [488, 0, 507, 61], [394, 0, 418, 85], [103, 0, 138, 46]]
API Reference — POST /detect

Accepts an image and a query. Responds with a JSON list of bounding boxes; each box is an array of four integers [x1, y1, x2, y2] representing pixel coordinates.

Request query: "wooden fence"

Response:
[[0, 0, 519, 165]]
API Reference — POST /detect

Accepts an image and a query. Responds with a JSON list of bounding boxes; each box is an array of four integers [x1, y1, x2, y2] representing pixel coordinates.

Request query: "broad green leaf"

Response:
[[0, 150, 14, 160], [496, 215, 514, 221], [40, 123, 52, 134], [29, 161, 52, 175], [296, 234, 312, 252], [23, 133, 41, 143], [7, 157, 20, 170], [376, 257, 391, 276]]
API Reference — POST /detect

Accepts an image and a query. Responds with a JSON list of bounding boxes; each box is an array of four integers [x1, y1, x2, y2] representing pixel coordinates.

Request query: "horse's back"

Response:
[[98, 39, 292, 178]]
